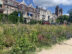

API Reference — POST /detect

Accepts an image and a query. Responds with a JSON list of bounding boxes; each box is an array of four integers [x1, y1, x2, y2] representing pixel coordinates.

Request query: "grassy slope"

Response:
[[0, 24, 72, 54]]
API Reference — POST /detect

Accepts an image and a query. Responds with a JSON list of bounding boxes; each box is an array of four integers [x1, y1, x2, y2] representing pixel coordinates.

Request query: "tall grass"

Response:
[[0, 24, 72, 54]]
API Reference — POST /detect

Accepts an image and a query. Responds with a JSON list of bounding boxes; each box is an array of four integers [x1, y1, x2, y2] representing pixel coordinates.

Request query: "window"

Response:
[[27, 12, 33, 17], [27, 12, 29, 16], [30, 14, 33, 17], [0, 4, 2, 8], [42, 15, 45, 19], [48, 16, 50, 21], [22, 5, 24, 9]]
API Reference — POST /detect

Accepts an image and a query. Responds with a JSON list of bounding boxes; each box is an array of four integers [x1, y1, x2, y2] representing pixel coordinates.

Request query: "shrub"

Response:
[[0, 13, 7, 23], [29, 20, 42, 24], [0, 24, 72, 54], [8, 11, 23, 24], [56, 15, 69, 24]]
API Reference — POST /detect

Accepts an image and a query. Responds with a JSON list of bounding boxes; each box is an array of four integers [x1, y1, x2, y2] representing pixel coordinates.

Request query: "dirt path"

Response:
[[37, 38, 72, 54]]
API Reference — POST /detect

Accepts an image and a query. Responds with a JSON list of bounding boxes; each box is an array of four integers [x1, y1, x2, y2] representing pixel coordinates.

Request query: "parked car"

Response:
[[51, 22, 57, 25], [42, 21, 50, 25]]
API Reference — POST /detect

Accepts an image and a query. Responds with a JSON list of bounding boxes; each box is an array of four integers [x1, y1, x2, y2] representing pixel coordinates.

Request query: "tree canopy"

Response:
[[8, 11, 23, 23], [56, 15, 69, 24], [68, 9, 72, 22]]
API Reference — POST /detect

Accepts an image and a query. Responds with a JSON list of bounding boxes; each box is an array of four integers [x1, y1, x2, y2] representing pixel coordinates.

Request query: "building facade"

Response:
[[37, 7, 57, 23], [18, 0, 39, 23], [0, 0, 57, 23], [3, 0, 19, 14]]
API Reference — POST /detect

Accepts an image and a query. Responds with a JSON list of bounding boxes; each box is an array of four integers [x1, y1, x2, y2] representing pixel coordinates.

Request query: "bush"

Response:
[[8, 11, 23, 24], [29, 20, 42, 24], [0, 24, 72, 54], [0, 13, 7, 23], [56, 15, 69, 24]]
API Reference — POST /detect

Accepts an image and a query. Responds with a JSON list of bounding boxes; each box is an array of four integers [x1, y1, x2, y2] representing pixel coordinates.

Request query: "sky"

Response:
[[16, 0, 72, 15]]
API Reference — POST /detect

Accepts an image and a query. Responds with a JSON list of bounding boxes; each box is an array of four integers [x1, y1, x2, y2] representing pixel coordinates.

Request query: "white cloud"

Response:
[[64, 14, 69, 16], [33, 0, 72, 8]]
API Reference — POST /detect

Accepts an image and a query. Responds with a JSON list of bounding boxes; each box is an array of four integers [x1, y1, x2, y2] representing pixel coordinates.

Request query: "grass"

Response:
[[0, 24, 72, 54]]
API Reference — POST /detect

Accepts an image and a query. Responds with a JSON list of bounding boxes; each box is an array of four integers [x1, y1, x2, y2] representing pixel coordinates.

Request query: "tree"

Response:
[[8, 11, 23, 24], [0, 13, 7, 23], [0, 13, 4, 21], [68, 9, 72, 22], [56, 15, 69, 24]]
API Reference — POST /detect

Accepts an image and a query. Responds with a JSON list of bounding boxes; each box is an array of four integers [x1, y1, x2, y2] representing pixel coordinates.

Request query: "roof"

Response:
[[20, 0, 27, 5], [29, 3, 34, 8]]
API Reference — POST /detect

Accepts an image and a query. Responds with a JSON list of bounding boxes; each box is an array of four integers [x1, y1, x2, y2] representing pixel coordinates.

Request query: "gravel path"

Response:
[[37, 38, 72, 54]]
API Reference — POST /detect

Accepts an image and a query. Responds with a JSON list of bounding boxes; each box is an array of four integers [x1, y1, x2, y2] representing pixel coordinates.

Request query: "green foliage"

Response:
[[0, 24, 72, 54], [8, 11, 23, 24], [0, 12, 42, 24], [0, 13, 6, 22], [0, 13, 3, 21], [29, 20, 42, 24], [29, 20, 38, 24], [56, 15, 69, 23], [0, 11, 24, 24], [69, 12, 72, 22]]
